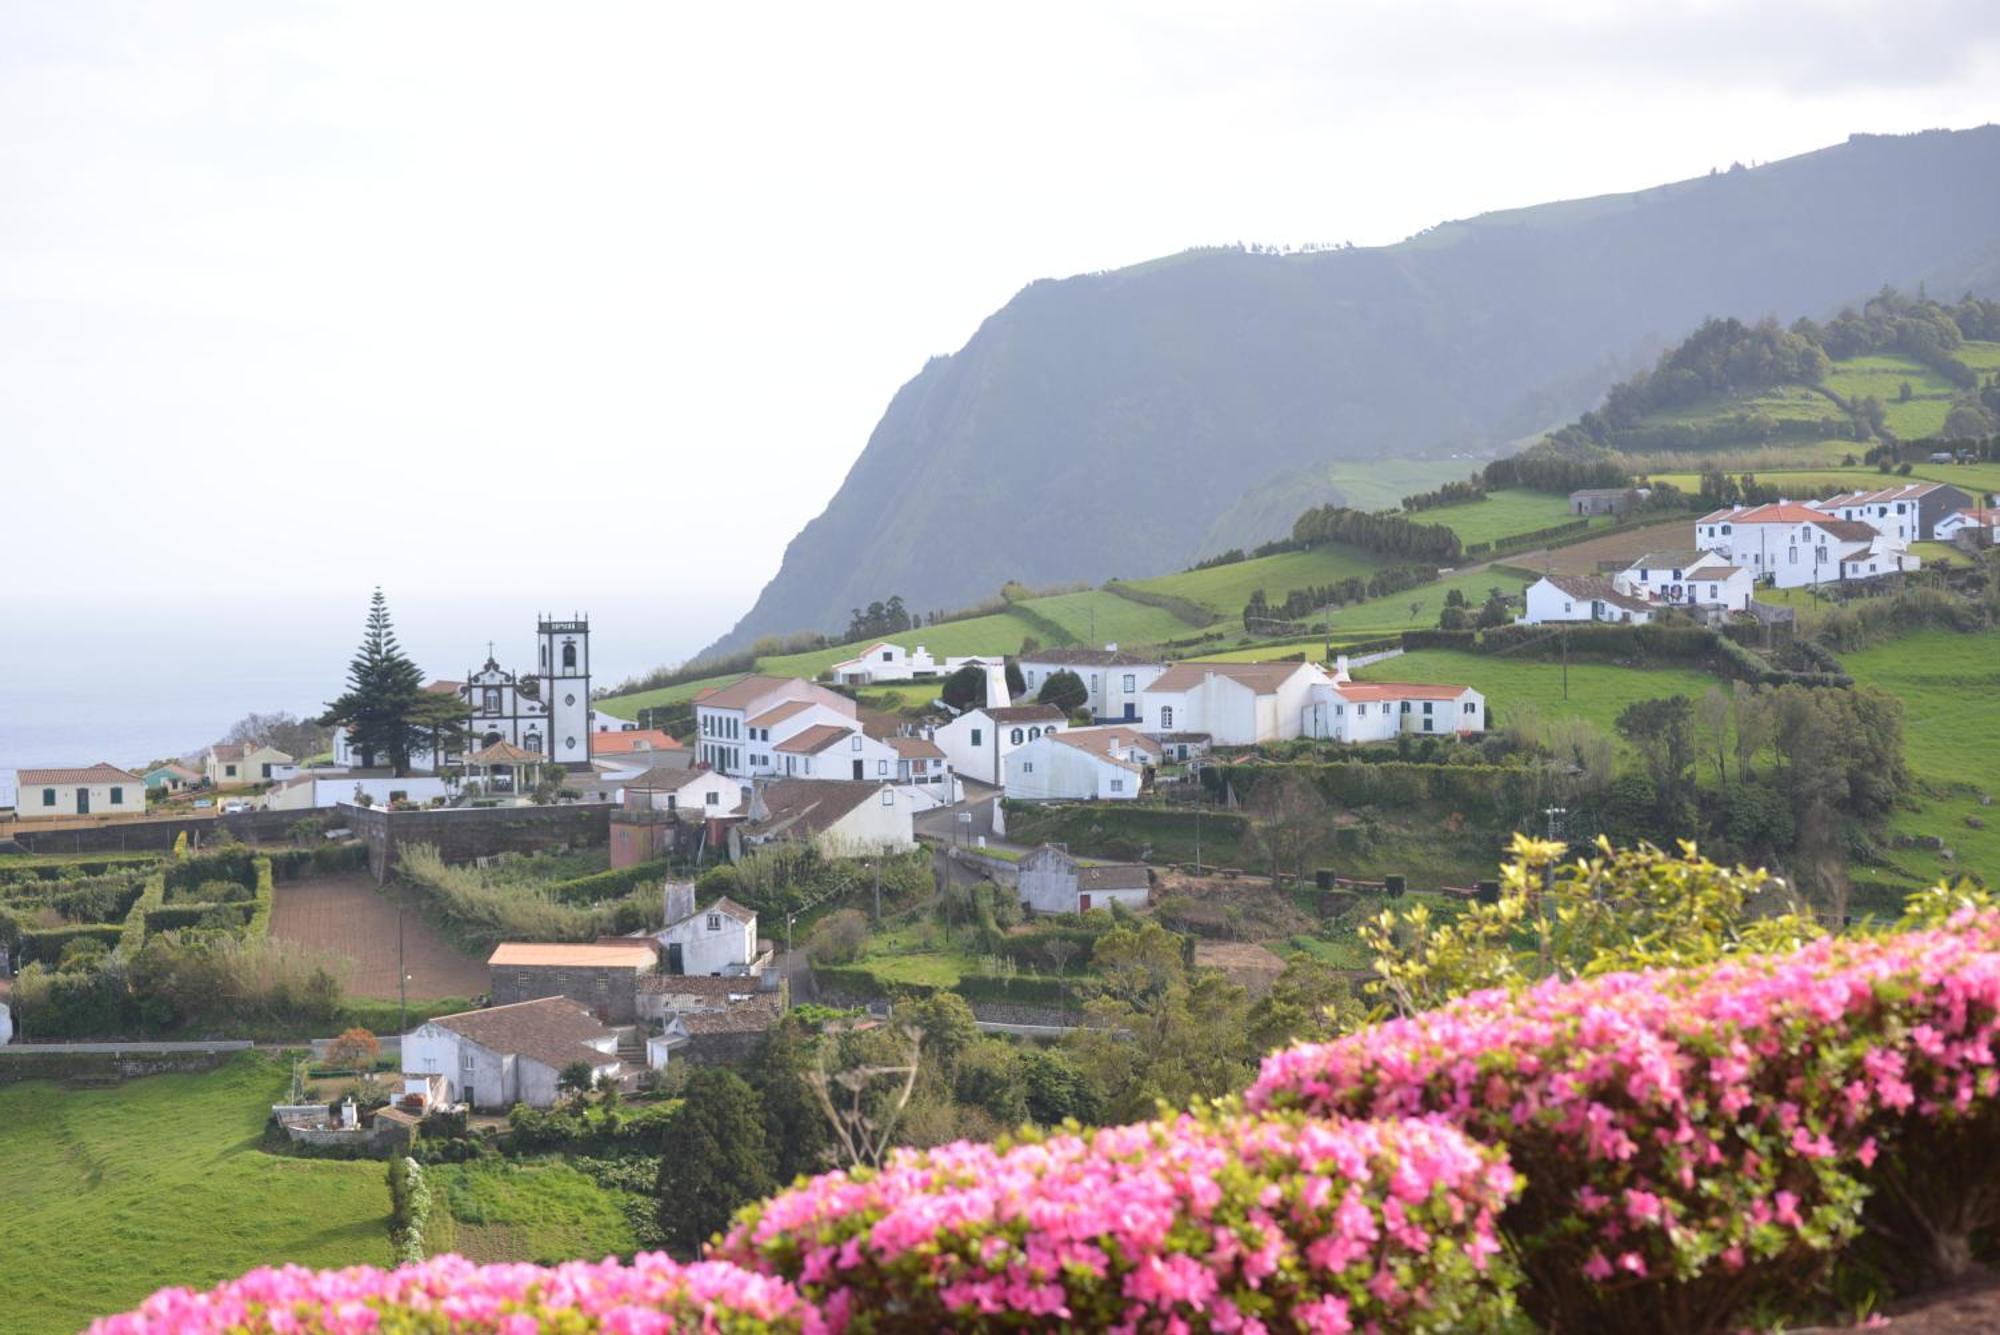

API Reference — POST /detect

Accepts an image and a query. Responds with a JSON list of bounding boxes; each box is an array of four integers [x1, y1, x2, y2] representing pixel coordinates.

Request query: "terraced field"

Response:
[[1124, 544, 1386, 620], [1421, 489, 1597, 546], [1013, 589, 1201, 646]]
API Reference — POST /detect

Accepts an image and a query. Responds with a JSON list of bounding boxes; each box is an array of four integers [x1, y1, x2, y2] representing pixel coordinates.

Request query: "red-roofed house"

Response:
[[693, 676, 856, 780], [588, 729, 683, 760], [1304, 666, 1485, 743], [1936, 507, 2000, 543], [1697, 503, 1917, 588], [15, 764, 147, 820]]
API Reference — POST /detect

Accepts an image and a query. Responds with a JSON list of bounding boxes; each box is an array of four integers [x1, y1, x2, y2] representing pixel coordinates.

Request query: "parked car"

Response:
[[192, 798, 214, 810], [221, 800, 252, 814]]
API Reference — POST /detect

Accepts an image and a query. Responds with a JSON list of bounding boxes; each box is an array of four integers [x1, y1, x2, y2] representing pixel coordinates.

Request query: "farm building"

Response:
[[1016, 843, 1152, 915], [402, 997, 628, 1111], [487, 940, 659, 1023]]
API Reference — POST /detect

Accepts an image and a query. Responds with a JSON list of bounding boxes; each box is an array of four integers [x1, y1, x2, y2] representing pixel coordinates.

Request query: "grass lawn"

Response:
[[1647, 384, 1845, 427], [1127, 544, 1386, 620], [1018, 589, 1196, 647], [1422, 489, 1598, 546], [1840, 630, 2000, 886], [0, 1055, 390, 1334], [427, 1159, 640, 1265], [851, 922, 983, 987], [1359, 648, 1727, 741], [1958, 340, 2000, 373], [1821, 353, 1958, 403]]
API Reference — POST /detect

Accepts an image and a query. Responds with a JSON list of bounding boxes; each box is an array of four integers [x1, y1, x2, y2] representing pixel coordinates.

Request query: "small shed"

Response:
[[1569, 487, 1638, 517], [1016, 843, 1151, 915]]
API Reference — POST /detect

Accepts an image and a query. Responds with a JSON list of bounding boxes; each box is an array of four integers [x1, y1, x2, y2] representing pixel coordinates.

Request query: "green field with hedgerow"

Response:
[[1124, 544, 1388, 620], [0, 1055, 389, 1335], [1419, 488, 1600, 546]]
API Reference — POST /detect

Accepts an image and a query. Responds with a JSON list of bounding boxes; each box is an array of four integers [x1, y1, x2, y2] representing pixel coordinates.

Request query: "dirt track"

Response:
[[269, 872, 487, 1001]]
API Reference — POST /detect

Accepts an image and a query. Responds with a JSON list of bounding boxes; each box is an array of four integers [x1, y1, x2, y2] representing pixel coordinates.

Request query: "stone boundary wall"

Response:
[[8, 808, 307, 855], [0, 1046, 245, 1085], [341, 802, 613, 881]]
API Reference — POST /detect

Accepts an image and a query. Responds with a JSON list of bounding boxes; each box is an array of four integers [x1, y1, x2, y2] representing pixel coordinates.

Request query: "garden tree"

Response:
[[897, 992, 980, 1085], [656, 1068, 775, 1251], [1474, 588, 1512, 630], [1438, 604, 1472, 630], [1248, 771, 1329, 890], [950, 1039, 1029, 1127], [1718, 781, 1796, 862], [1731, 683, 1775, 782], [318, 589, 466, 776], [1443, 588, 1467, 609], [1696, 686, 1732, 787], [745, 1015, 834, 1184], [557, 1060, 596, 1100], [1245, 953, 1363, 1053], [805, 908, 869, 965], [1615, 695, 1697, 831], [324, 1027, 381, 1071], [1362, 835, 1818, 1018], [809, 1021, 923, 1170], [1946, 400, 1997, 439], [844, 596, 912, 643], [219, 711, 330, 764], [939, 663, 987, 712], [1020, 1047, 1101, 1125], [1036, 669, 1088, 714], [1003, 658, 1027, 698]]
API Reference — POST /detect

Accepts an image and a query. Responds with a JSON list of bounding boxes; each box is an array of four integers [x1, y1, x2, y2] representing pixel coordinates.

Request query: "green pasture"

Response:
[[1422, 489, 1598, 546], [427, 1159, 640, 1265], [1126, 543, 1387, 619], [1019, 589, 1201, 646]]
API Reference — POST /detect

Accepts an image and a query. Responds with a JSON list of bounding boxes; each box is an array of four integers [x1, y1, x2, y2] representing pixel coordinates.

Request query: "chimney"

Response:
[[747, 776, 770, 823], [1334, 655, 1351, 681], [664, 880, 696, 924], [984, 661, 1011, 709]]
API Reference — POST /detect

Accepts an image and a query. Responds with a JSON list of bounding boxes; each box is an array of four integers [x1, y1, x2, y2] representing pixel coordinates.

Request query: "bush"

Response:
[[1249, 909, 2000, 1329], [541, 858, 676, 907], [805, 908, 869, 965], [717, 1108, 1520, 1333], [89, 1254, 818, 1334], [1036, 669, 1089, 714]]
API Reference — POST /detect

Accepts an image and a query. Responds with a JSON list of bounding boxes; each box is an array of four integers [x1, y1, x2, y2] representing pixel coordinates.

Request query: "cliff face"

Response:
[[707, 127, 2000, 655]]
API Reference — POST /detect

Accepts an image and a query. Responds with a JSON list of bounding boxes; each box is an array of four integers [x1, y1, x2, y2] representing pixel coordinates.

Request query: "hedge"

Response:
[[18, 922, 125, 966], [245, 856, 275, 938], [1101, 579, 1214, 628], [164, 848, 259, 896], [145, 903, 251, 933], [119, 874, 167, 954], [811, 964, 1071, 1007], [1401, 628, 1478, 651], [1216, 761, 1519, 822], [542, 858, 675, 907]]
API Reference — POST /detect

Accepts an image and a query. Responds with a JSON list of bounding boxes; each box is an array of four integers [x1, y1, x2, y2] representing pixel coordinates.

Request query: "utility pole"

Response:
[[784, 912, 795, 1012], [872, 859, 882, 924], [396, 881, 407, 1037], [1561, 625, 1569, 702]]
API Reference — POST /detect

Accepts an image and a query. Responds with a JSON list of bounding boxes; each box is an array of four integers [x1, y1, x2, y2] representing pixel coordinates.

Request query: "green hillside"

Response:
[[1422, 489, 1597, 546], [1007, 589, 1200, 645], [1124, 544, 1386, 621]]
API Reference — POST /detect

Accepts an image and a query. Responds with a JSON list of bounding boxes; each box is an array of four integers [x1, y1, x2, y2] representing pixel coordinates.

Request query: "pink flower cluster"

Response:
[[1248, 911, 2000, 1322], [714, 1108, 1520, 1333], [87, 1252, 821, 1335]]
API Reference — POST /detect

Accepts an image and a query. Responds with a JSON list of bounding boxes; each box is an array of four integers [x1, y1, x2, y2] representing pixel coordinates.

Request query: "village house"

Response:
[[1017, 647, 1170, 723], [1809, 482, 1974, 543], [1935, 506, 2000, 543], [1613, 551, 1755, 613], [827, 641, 999, 685], [1016, 843, 1152, 915], [624, 763, 739, 815], [654, 883, 767, 976], [487, 940, 659, 1023], [1695, 503, 1916, 588], [402, 997, 629, 1111], [692, 675, 856, 779], [205, 742, 294, 788], [143, 761, 202, 794], [885, 735, 953, 791], [774, 723, 902, 783], [1155, 732, 1213, 763], [1518, 574, 1658, 625], [14, 764, 147, 820], [1002, 726, 1159, 802], [1138, 660, 1330, 747], [934, 703, 1069, 787], [587, 728, 684, 761], [731, 778, 919, 857], [1303, 662, 1485, 742]]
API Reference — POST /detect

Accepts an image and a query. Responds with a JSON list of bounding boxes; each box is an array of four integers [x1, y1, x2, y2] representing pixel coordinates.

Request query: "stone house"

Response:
[[487, 940, 658, 1023]]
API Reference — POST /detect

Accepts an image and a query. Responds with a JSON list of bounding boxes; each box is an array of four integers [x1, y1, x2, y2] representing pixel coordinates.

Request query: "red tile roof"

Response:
[[1335, 681, 1475, 702], [590, 729, 683, 756], [1147, 661, 1318, 695], [1732, 503, 1838, 524], [16, 763, 143, 786], [774, 724, 853, 755]]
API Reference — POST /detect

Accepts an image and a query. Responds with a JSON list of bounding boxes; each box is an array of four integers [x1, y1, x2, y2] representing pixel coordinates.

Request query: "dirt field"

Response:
[[269, 872, 487, 1000], [1509, 517, 1691, 577]]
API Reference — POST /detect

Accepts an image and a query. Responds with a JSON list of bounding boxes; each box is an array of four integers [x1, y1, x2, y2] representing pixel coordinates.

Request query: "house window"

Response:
[[1122, 674, 1135, 692], [1400, 701, 1411, 714], [462, 1053, 476, 1071], [562, 642, 577, 669], [1333, 704, 1344, 716], [41, 788, 55, 806], [110, 786, 124, 804], [1022, 762, 1033, 773], [1463, 701, 1477, 714], [226, 764, 238, 778], [881, 650, 893, 662], [705, 791, 719, 805], [1090, 674, 1100, 691], [850, 734, 863, 751], [1110, 779, 1124, 792], [1027, 726, 1040, 741], [706, 913, 722, 931], [1010, 728, 1024, 745], [484, 688, 501, 713], [1159, 706, 1173, 728], [877, 760, 888, 776], [880, 789, 894, 806], [1708, 585, 1718, 598], [1422, 702, 1433, 715], [261, 764, 273, 779], [970, 728, 982, 746], [1788, 548, 1798, 565], [1722, 524, 1732, 535]]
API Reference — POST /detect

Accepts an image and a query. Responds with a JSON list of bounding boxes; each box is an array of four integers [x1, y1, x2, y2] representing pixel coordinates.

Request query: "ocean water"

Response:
[[0, 590, 737, 807]]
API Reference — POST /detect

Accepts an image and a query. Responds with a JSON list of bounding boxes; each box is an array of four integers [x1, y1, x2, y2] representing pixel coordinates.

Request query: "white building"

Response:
[[1519, 575, 1657, 625], [885, 736, 953, 792], [1138, 661, 1331, 747], [933, 704, 1068, 787], [1304, 674, 1485, 742], [732, 778, 918, 857], [402, 997, 626, 1111], [1810, 482, 1975, 543], [655, 883, 763, 977], [1696, 503, 1915, 589], [692, 676, 857, 779], [1017, 647, 1170, 723], [13, 765, 147, 820], [622, 763, 741, 816], [826, 642, 999, 686], [1613, 552, 1754, 613], [1936, 506, 2000, 543], [1003, 726, 1158, 802], [1016, 844, 1152, 915], [205, 743, 294, 788], [0, 1000, 11, 1046], [263, 773, 453, 811], [773, 724, 903, 783]]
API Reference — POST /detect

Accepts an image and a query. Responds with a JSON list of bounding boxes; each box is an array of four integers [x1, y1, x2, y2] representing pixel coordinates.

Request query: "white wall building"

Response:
[[1016, 844, 1152, 915], [733, 778, 918, 857], [933, 704, 1068, 787], [1519, 575, 1657, 625], [1810, 482, 1975, 543], [1936, 506, 2000, 543], [623, 764, 741, 816], [13, 765, 147, 820], [402, 997, 625, 1111], [205, 743, 294, 788], [1697, 503, 1915, 589], [1138, 661, 1330, 747], [1612, 552, 1755, 613], [655, 883, 761, 977], [693, 676, 857, 778], [1304, 679, 1485, 742], [1003, 726, 1156, 801], [827, 642, 999, 685], [774, 724, 903, 783], [1017, 647, 1170, 723], [263, 773, 453, 811]]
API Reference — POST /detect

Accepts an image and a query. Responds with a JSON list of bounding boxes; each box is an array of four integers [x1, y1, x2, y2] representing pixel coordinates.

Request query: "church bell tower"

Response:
[[536, 614, 591, 768]]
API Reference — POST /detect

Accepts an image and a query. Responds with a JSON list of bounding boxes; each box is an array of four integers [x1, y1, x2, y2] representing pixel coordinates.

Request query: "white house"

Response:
[[733, 778, 919, 857], [827, 642, 999, 685], [693, 676, 857, 779], [622, 763, 741, 816], [1017, 647, 1170, 723], [1697, 503, 1914, 589], [1304, 674, 1485, 742], [655, 882, 763, 976], [773, 724, 903, 784], [1138, 661, 1330, 747], [205, 743, 294, 788], [934, 704, 1068, 787], [1016, 844, 1152, 915], [13, 765, 147, 820], [885, 735, 953, 792], [402, 997, 626, 1111], [1936, 506, 2000, 543], [1003, 726, 1157, 802], [0, 1000, 11, 1046], [1518, 575, 1657, 625], [1809, 482, 1975, 543], [1613, 552, 1754, 613]]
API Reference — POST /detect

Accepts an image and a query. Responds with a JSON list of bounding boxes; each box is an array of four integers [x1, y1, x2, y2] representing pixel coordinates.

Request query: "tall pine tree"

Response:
[[319, 588, 458, 776], [656, 1067, 775, 1252]]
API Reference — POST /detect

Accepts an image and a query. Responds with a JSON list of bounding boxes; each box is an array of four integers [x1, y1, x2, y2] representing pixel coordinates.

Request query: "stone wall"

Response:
[[342, 802, 613, 881], [0, 1046, 245, 1085], [8, 807, 310, 855], [492, 962, 650, 1023]]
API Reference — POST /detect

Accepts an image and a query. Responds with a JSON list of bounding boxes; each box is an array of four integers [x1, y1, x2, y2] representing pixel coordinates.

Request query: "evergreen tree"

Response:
[[656, 1067, 775, 1251], [1036, 669, 1088, 714], [318, 589, 457, 776], [747, 1016, 834, 1184]]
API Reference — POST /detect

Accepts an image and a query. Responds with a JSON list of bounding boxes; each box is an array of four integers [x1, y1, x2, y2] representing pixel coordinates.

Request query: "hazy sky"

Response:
[[6, 1, 1999, 661]]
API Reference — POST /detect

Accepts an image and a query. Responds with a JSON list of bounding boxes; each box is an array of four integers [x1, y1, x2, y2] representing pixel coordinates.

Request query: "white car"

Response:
[[221, 800, 253, 814]]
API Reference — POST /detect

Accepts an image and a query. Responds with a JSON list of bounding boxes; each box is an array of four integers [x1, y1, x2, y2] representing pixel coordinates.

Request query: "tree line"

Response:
[[1288, 505, 1462, 563]]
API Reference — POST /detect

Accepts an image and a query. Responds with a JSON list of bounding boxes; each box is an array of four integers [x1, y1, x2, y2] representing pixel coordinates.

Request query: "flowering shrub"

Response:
[[716, 1109, 1521, 1333], [88, 1253, 821, 1334], [1248, 910, 2000, 1330]]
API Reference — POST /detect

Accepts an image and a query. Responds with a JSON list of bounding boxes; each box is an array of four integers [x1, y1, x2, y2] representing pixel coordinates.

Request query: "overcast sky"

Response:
[[6, 1, 1999, 661]]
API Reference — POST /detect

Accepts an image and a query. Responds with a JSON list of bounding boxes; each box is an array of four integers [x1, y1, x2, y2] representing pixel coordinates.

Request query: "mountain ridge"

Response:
[[704, 126, 2000, 660]]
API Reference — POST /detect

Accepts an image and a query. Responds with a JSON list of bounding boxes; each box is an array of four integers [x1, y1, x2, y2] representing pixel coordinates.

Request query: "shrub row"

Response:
[[385, 1156, 432, 1265], [1216, 760, 1519, 822], [119, 874, 166, 955], [1101, 579, 1216, 628], [1400, 627, 1478, 651], [246, 857, 275, 939], [1710, 631, 1851, 687], [17, 922, 125, 966], [1249, 910, 2000, 1330], [811, 964, 1072, 1008], [542, 857, 676, 907], [144, 903, 250, 933], [1462, 515, 1594, 559]]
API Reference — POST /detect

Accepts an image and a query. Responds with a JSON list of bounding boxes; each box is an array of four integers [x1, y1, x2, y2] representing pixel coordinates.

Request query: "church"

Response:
[[332, 615, 595, 773]]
